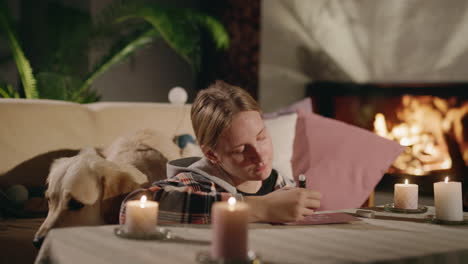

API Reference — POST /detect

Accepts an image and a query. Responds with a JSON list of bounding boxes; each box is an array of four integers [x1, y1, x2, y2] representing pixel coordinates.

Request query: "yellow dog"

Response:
[[33, 129, 192, 248]]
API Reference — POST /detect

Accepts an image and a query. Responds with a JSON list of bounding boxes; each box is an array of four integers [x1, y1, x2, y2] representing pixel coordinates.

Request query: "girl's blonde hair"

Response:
[[191, 80, 261, 150]]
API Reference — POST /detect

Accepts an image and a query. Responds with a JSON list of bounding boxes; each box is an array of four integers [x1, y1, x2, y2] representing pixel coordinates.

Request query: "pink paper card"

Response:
[[286, 213, 361, 225]]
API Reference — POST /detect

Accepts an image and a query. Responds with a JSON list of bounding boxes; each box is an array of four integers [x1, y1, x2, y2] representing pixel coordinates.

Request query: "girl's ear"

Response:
[[202, 146, 219, 164]]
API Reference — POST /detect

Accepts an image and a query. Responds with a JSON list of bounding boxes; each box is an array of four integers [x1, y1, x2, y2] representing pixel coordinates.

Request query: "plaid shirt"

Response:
[[119, 168, 291, 224]]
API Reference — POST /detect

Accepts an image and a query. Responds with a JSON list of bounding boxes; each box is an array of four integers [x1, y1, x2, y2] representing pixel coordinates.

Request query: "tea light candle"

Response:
[[125, 195, 159, 234], [434, 177, 463, 221], [211, 197, 249, 260], [394, 179, 418, 209]]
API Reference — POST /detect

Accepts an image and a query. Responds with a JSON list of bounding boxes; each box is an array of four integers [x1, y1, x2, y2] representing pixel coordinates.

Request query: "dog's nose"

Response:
[[33, 236, 45, 249]]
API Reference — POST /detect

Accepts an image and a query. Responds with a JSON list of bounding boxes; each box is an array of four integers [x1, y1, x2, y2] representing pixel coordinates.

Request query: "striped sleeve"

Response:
[[119, 173, 237, 224]]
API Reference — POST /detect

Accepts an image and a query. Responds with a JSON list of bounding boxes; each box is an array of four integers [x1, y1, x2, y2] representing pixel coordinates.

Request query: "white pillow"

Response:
[[264, 113, 297, 184]]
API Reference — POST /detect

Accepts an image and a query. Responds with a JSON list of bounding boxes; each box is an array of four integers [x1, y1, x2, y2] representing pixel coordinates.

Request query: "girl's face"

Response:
[[208, 111, 273, 185]]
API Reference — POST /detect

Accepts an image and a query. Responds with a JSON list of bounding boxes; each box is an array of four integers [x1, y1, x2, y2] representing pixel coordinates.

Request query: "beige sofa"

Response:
[[0, 98, 194, 264]]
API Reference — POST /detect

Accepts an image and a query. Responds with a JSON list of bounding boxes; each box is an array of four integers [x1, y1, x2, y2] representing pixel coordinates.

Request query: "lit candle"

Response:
[[125, 195, 159, 234], [211, 197, 249, 260], [394, 179, 418, 209], [434, 177, 463, 221]]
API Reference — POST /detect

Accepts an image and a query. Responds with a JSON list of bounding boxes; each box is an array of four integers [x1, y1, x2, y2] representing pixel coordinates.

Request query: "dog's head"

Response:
[[33, 148, 143, 248]]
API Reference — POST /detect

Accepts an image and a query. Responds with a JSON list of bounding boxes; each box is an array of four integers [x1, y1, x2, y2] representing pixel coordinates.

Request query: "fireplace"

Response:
[[307, 81, 468, 209]]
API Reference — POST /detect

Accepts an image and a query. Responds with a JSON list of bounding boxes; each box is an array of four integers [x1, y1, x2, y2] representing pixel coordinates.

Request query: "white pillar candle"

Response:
[[125, 195, 159, 234], [434, 177, 463, 221], [394, 179, 418, 209], [211, 197, 249, 260]]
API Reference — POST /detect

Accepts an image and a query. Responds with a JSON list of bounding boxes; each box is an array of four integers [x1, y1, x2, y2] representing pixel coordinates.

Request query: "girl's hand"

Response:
[[245, 188, 321, 223]]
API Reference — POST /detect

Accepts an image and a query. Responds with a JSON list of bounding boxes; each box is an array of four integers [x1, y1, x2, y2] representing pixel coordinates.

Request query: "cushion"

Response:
[[292, 112, 404, 211], [263, 98, 312, 119], [264, 113, 298, 185], [262, 98, 312, 184]]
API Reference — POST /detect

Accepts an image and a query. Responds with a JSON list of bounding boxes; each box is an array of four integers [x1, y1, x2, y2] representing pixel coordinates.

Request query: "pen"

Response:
[[298, 174, 306, 188]]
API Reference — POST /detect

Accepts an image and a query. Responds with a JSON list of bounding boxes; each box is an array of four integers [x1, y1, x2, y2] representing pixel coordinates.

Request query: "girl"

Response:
[[120, 81, 321, 224]]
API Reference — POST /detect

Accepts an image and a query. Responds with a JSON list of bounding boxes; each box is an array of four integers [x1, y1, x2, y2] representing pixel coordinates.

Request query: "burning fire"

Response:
[[373, 95, 457, 175]]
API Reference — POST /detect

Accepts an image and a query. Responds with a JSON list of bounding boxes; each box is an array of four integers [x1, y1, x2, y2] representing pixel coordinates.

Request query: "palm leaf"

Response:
[[36, 72, 101, 103], [36, 72, 78, 100], [125, 7, 203, 71], [74, 27, 159, 100], [98, 1, 229, 72], [0, 82, 19, 98], [191, 13, 229, 50], [76, 89, 101, 104], [0, 1, 38, 99]]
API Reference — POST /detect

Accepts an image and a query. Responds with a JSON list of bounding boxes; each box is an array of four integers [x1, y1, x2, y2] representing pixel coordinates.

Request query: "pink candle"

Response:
[[211, 197, 249, 260]]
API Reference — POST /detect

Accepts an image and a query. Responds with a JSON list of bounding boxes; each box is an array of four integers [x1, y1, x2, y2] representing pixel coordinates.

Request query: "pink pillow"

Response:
[[292, 112, 404, 211]]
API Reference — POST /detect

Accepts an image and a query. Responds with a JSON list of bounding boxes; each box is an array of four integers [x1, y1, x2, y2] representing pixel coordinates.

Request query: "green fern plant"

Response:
[[76, 1, 229, 102], [98, 2, 230, 71], [0, 0, 38, 99], [0, 82, 19, 98], [73, 26, 160, 102], [0, 0, 229, 103]]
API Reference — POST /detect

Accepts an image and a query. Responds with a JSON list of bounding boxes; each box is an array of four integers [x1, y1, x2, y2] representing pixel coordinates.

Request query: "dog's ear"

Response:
[[49, 156, 99, 206], [66, 165, 101, 206], [99, 161, 144, 200], [60, 154, 102, 206], [47, 157, 73, 185], [69, 178, 100, 205]]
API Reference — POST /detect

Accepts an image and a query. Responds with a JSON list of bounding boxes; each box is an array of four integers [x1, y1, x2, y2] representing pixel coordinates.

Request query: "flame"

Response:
[[445, 177, 449, 183], [228, 197, 237, 206], [374, 113, 388, 138], [373, 96, 457, 176], [405, 179, 408, 184], [140, 195, 147, 208], [228, 197, 237, 211]]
